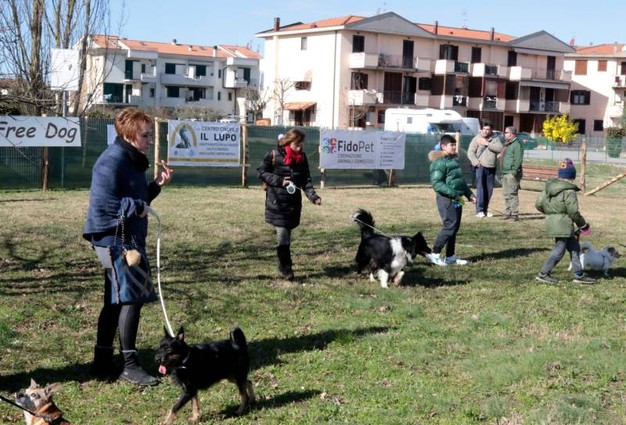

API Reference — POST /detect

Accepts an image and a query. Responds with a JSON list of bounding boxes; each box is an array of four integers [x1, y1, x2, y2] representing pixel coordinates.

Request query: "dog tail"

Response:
[[231, 327, 247, 350], [351, 208, 375, 239]]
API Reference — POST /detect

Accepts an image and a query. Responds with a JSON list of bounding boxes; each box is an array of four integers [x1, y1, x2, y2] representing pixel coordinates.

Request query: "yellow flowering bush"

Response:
[[542, 114, 579, 143]]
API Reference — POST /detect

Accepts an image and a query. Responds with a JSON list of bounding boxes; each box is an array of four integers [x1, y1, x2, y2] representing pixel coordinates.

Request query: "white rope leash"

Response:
[[147, 206, 175, 338]]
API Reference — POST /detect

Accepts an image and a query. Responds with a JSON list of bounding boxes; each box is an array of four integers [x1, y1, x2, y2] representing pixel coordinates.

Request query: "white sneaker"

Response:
[[476, 212, 485, 218], [426, 253, 447, 266], [485, 212, 493, 218], [445, 255, 468, 265]]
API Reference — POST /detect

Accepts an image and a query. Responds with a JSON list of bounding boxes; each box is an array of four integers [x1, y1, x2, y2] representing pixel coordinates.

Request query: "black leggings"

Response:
[[96, 272, 143, 350]]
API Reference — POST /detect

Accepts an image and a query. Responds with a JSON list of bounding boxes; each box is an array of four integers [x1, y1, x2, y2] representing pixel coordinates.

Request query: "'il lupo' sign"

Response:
[[0, 116, 81, 147]]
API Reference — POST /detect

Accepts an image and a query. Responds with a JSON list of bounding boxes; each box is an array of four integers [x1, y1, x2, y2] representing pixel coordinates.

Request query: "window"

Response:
[[351, 72, 368, 90], [352, 35, 364, 53], [471, 47, 482, 64], [575, 60, 588, 75], [195, 65, 207, 77], [165, 63, 176, 74], [598, 60, 607, 72], [295, 81, 311, 90], [573, 119, 586, 134], [217, 91, 221, 101], [141, 63, 146, 73], [621, 62, 626, 75], [149, 87, 154, 97], [507, 51, 517, 67], [439, 44, 458, 60], [593, 120, 604, 131], [228, 92, 232, 101], [301, 37, 307, 51], [571, 90, 590, 105], [418, 77, 431, 91], [103, 83, 123, 102], [166, 86, 179, 98]]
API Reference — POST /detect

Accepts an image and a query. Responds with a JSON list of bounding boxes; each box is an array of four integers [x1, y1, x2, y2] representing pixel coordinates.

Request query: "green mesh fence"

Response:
[[0, 119, 474, 190]]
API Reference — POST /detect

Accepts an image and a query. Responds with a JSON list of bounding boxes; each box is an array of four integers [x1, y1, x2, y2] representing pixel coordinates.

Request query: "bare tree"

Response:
[[0, 0, 108, 116], [272, 77, 295, 125], [241, 85, 269, 123]]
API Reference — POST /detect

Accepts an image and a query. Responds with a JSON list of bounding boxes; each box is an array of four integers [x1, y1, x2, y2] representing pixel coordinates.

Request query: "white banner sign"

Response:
[[167, 120, 240, 167], [319, 130, 405, 169], [0, 116, 81, 147]]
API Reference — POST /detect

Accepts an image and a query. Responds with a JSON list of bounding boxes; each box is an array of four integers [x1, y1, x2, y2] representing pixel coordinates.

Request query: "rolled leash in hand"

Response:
[[286, 180, 297, 194], [453, 198, 465, 208]]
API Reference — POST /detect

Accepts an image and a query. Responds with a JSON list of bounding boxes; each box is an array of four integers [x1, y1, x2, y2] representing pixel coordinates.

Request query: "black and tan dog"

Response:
[[155, 326, 255, 424], [15, 379, 70, 425]]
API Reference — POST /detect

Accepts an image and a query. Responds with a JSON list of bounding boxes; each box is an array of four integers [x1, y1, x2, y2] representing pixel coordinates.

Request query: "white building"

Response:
[[256, 11, 574, 131], [80, 35, 261, 118], [564, 43, 626, 135]]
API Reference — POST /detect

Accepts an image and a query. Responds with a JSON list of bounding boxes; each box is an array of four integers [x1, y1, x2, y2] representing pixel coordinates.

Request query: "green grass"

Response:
[[1, 164, 626, 424]]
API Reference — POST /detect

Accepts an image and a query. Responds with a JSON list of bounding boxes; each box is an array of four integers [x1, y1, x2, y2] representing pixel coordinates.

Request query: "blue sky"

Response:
[[109, 0, 625, 53]]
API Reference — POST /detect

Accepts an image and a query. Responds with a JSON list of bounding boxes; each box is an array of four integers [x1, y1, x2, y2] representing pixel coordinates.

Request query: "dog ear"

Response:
[[176, 326, 185, 342], [29, 378, 39, 389], [44, 383, 61, 397]]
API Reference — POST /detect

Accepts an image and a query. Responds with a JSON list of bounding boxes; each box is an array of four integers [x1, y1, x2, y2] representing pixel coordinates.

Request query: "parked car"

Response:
[[517, 132, 538, 149]]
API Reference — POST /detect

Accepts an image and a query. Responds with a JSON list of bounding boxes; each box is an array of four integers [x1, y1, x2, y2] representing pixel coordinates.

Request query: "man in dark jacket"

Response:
[[499, 126, 524, 221], [427, 134, 475, 266]]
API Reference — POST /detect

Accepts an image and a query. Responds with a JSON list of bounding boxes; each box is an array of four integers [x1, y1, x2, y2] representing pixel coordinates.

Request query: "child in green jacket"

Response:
[[535, 158, 595, 284], [426, 134, 476, 266]]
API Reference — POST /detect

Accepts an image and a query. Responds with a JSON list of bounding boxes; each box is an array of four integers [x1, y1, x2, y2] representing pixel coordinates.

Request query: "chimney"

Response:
[[434, 21, 438, 35], [490, 27, 495, 41], [213, 45, 218, 57], [274, 17, 280, 31]]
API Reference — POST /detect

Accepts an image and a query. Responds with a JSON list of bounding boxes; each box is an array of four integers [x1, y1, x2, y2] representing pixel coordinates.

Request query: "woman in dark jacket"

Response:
[[257, 129, 321, 280], [83, 107, 173, 386]]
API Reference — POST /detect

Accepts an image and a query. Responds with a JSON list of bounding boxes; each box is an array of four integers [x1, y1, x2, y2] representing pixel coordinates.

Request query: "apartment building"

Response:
[[80, 35, 261, 117], [564, 43, 626, 135], [256, 11, 574, 131]]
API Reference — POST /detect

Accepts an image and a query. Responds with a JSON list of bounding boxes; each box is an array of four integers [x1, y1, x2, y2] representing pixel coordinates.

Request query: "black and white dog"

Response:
[[351, 209, 431, 288], [569, 241, 621, 276]]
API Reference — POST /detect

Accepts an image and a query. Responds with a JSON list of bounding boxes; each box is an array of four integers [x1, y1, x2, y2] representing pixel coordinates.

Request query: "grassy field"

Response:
[[1, 164, 626, 424]]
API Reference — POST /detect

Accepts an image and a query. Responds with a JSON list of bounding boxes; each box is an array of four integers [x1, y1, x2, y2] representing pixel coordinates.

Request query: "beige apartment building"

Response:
[[256, 11, 574, 132], [80, 35, 261, 118], [564, 43, 626, 135]]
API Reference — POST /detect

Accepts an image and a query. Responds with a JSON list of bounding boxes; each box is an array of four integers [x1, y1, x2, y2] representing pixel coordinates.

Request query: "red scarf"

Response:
[[283, 145, 304, 165]]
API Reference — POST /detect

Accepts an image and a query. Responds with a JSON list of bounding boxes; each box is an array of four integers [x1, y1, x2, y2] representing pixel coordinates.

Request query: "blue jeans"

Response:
[[474, 166, 496, 214]]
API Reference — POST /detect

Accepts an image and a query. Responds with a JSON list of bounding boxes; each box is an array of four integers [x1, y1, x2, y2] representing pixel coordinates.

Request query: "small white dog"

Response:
[[570, 241, 621, 276]]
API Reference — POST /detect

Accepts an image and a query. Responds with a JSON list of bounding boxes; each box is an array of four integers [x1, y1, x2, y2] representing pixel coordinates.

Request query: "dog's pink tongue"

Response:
[[158, 365, 167, 375]]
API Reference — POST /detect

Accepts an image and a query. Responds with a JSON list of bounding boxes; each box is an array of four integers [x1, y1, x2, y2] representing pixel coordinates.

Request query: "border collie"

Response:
[[569, 241, 621, 276], [351, 209, 431, 288]]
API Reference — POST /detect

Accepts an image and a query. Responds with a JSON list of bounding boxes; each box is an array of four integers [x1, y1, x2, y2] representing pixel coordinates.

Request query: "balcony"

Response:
[[613, 75, 626, 88], [349, 52, 378, 68], [529, 101, 570, 113], [608, 103, 624, 117], [471, 63, 508, 78], [434, 59, 469, 75], [140, 72, 157, 83], [348, 52, 431, 72], [508, 66, 532, 81], [504, 98, 530, 113], [347, 90, 379, 106], [98, 94, 140, 106]]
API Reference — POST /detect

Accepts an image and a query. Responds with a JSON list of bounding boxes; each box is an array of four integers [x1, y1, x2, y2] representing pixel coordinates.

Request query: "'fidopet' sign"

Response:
[[319, 129, 405, 169], [0, 116, 81, 147]]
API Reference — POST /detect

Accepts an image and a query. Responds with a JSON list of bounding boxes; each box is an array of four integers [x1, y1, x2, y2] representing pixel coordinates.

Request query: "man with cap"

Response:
[[534, 158, 596, 284]]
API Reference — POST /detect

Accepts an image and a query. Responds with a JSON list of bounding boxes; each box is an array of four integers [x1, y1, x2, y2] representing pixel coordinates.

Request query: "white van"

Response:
[[384, 108, 475, 136]]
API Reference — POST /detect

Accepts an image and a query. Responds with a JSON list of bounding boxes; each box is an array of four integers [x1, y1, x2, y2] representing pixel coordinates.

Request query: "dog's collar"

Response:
[[175, 346, 192, 370]]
